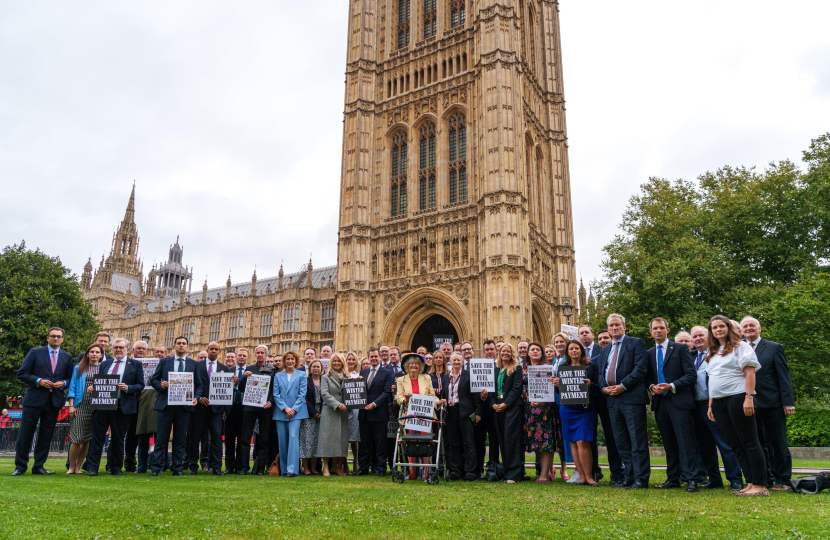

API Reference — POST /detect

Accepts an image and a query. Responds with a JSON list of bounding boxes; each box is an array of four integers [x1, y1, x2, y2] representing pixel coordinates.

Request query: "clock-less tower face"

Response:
[[335, 0, 575, 354]]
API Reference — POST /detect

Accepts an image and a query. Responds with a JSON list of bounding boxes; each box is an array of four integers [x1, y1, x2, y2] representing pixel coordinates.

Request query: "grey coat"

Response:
[[317, 375, 350, 457]]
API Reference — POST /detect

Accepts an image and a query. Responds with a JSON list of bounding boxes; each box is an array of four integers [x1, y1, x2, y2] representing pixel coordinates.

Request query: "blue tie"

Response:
[[695, 352, 704, 370], [657, 345, 666, 384]]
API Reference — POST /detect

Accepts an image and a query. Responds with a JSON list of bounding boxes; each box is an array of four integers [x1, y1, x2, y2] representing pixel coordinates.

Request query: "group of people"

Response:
[[11, 311, 795, 497]]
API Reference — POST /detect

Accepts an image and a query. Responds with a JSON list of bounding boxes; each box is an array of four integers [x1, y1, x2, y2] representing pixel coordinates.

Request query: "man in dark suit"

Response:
[[471, 340, 500, 478], [13, 327, 75, 476], [355, 347, 393, 477], [741, 317, 794, 491], [385, 347, 405, 472], [224, 349, 247, 474], [149, 336, 203, 476], [646, 318, 699, 492], [599, 314, 651, 489], [85, 338, 145, 475], [238, 345, 276, 475], [579, 325, 624, 484], [188, 341, 233, 476]]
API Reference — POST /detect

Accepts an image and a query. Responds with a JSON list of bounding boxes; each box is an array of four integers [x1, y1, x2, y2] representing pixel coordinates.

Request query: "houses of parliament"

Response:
[[84, 0, 590, 356]]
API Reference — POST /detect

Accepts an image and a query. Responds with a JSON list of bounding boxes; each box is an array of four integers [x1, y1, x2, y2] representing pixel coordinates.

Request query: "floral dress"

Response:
[[299, 380, 322, 459], [523, 368, 558, 453]]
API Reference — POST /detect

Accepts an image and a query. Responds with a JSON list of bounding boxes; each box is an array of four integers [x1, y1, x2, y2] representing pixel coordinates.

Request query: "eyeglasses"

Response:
[[48, 334, 63, 339]]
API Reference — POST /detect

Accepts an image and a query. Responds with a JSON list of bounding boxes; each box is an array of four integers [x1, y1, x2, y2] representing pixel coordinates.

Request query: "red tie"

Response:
[[50, 350, 57, 373], [113, 358, 121, 374]]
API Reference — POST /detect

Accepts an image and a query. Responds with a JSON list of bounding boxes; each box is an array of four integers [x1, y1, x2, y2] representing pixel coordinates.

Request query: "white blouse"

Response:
[[707, 341, 761, 399]]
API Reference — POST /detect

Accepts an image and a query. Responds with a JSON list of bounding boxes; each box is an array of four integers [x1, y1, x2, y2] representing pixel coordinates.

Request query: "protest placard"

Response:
[[141, 358, 159, 390], [469, 359, 495, 392], [404, 394, 435, 433], [209, 372, 234, 405], [387, 418, 399, 439], [168, 372, 194, 406], [341, 379, 367, 409], [558, 365, 591, 406], [561, 324, 579, 342], [320, 358, 330, 371], [527, 365, 556, 402], [242, 374, 271, 407], [90, 375, 120, 410]]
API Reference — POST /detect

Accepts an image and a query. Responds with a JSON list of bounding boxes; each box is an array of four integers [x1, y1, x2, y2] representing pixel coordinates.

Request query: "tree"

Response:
[[0, 242, 100, 398]]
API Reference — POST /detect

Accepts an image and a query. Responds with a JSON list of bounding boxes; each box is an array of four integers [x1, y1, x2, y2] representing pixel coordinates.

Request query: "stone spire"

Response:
[[251, 266, 258, 296], [225, 273, 232, 301], [202, 277, 208, 303], [81, 256, 93, 290], [278, 260, 284, 290], [306, 254, 313, 288], [578, 276, 587, 317], [106, 182, 142, 278]]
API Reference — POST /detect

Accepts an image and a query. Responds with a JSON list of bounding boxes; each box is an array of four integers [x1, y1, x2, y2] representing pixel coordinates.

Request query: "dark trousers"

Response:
[[711, 393, 766, 486], [86, 405, 130, 473], [188, 410, 224, 472], [358, 419, 387, 473], [591, 398, 624, 480], [123, 413, 139, 471], [15, 402, 59, 471], [654, 400, 697, 482], [224, 404, 244, 472], [692, 401, 743, 484], [135, 434, 152, 471], [607, 402, 650, 484], [446, 405, 476, 480], [494, 407, 524, 482], [240, 408, 271, 474], [474, 407, 499, 475], [756, 407, 792, 483], [152, 407, 190, 473]]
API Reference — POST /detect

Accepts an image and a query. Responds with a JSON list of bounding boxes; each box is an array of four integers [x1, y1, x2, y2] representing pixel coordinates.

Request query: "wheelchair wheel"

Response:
[[392, 470, 406, 484], [427, 471, 440, 486]]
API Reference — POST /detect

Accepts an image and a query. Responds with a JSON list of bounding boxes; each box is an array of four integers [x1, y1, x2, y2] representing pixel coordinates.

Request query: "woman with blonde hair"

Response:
[[428, 350, 449, 397], [318, 354, 350, 476], [551, 332, 571, 481], [483, 343, 524, 483]]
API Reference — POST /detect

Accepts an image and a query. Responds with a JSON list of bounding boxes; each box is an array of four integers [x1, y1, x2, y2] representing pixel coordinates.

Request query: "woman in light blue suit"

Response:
[[272, 350, 308, 477]]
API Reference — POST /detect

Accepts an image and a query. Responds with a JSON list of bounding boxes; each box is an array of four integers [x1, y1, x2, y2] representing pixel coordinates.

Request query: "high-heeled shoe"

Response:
[[561, 469, 570, 481], [535, 478, 549, 483], [549, 470, 556, 481]]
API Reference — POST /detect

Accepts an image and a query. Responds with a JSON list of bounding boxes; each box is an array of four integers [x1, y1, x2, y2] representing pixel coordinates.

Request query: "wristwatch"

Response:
[[746, 393, 756, 397]]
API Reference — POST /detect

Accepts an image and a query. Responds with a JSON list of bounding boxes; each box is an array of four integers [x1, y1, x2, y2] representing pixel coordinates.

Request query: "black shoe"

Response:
[[700, 480, 723, 489], [728, 481, 745, 492], [188, 471, 198, 476], [352, 470, 367, 476], [254, 472, 264, 476], [11, 468, 25, 477], [626, 481, 648, 490], [237, 471, 249, 476], [32, 467, 55, 476], [171, 471, 184, 477], [135, 469, 147, 474], [655, 480, 681, 489], [213, 471, 226, 476], [225, 469, 236, 475], [149, 471, 159, 477], [377, 472, 386, 477], [609, 480, 626, 488], [88, 471, 99, 477], [111, 470, 125, 476], [593, 471, 604, 482], [686, 480, 699, 493]]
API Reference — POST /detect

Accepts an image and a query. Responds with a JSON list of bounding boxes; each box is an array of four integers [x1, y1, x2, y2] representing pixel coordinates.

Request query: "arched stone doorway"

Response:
[[381, 287, 471, 351], [531, 298, 552, 346], [410, 314, 459, 352]]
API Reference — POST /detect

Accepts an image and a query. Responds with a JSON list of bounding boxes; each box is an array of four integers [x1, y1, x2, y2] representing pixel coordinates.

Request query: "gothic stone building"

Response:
[[84, 0, 577, 356]]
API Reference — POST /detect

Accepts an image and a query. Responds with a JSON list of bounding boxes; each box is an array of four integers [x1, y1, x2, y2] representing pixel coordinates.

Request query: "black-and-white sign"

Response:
[[242, 374, 271, 407], [168, 372, 194, 406], [469, 359, 495, 392], [141, 358, 159, 390], [558, 365, 590, 406], [341, 379, 367, 410], [433, 335, 454, 351], [527, 365, 556, 402], [404, 394, 435, 433], [209, 372, 234, 405], [90, 375, 120, 410]]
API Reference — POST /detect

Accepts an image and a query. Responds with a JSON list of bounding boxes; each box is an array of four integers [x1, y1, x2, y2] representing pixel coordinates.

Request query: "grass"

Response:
[[0, 459, 827, 539]]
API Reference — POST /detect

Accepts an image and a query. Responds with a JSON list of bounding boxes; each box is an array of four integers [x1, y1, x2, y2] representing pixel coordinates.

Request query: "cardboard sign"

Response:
[[168, 372, 194, 406], [527, 365, 556, 402], [558, 365, 591, 406], [90, 375, 120, 410], [341, 379, 367, 410], [141, 358, 159, 390], [242, 374, 271, 407], [209, 372, 234, 405], [469, 359, 495, 392], [404, 394, 435, 433]]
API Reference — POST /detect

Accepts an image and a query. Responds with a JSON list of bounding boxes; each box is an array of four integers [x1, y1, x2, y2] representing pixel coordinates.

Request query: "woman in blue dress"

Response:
[[553, 340, 599, 486]]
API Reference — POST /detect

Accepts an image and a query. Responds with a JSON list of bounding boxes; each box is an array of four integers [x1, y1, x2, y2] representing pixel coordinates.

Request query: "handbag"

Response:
[[485, 460, 505, 482], [790, 472, 828, 494], [268, 455, 280, 476]]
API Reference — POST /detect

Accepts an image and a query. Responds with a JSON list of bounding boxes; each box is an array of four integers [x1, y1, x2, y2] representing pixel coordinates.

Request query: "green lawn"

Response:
[[0, 459, 826, 539]]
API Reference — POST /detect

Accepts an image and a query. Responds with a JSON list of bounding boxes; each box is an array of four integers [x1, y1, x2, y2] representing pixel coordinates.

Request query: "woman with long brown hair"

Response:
[[66, 344, 105, 474], [705, 315, 766, 496], [523, 342, 556, 482], [428, 350, 449, 397]]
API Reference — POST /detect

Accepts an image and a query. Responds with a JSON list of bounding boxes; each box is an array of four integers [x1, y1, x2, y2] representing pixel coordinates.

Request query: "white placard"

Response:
[[561, 324, 579, 342], [141, 358, 159, 390], [527, 365, 556, 402], [404, 394, 435, 433], [242, 374, 271, 407], [168, 372, 194, 406], [209, 372, 234, 405], [320, 358, 330, 371], [469, 359, 496, 392]]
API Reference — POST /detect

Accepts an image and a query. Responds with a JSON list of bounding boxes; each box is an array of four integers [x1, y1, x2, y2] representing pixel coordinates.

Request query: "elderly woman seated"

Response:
[[395, 353, 443, 480]]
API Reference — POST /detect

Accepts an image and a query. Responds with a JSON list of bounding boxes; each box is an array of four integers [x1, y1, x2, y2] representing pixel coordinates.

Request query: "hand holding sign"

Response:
[[558, 365, 591, 406]]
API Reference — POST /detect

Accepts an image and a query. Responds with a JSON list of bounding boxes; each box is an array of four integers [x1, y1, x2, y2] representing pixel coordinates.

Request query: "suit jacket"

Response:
[[194, 361, 232, 415], [585, 343, 602, 361], [239, 362, 277, 412], [17, 346, 75, 408], [150, 356, 204, 411], [396, 374, 438, 418], [598, 336, 649, 407], [646, 341, 696, 411], [98, 356, 145, 415], [305, 376, 321, 418], [442, 369, 481, 419], [358, 365, 393, 423], [483, 366, 524, 410], [753, 339, 794, 408], [272, 370, 309, 421]]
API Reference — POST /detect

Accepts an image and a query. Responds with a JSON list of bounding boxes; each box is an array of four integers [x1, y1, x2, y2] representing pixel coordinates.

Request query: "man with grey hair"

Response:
[[239, 345, 275, 475], [598, 313, 650, 489], [674, 332, 693, 352], [740, 316, 794, 491], [86, 338, 144, 476], [124, 340, 148, 473], [320, 345, 332, 359]]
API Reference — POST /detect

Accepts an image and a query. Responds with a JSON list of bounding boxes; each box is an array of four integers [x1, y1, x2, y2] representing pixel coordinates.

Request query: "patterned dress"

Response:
[[347, 372, 360, 442], [523, 367, 559, 454], [70, 364, 100, 444], [299, 380, 322, 459]]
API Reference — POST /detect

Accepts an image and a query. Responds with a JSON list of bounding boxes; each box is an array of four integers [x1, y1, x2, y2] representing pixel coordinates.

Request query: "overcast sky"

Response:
[[2, 1, 828, 294]]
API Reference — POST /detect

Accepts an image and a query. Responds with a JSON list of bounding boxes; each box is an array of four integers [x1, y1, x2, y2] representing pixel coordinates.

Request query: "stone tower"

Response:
[[108, 182, 143, 279], [335, 0, 576, 354]]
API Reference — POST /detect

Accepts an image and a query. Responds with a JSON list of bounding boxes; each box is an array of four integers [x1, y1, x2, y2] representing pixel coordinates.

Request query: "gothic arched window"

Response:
[[398, 0, 411, 49], [450, 0, 465, 28], [390, 130, 408, 216], [448, 113, 467, 203], [423, 0, 437, 39], [418, 122, 436, 210]]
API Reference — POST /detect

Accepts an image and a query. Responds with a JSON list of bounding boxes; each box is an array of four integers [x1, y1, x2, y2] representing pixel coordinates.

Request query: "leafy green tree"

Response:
[[0, 242, 100, 398]]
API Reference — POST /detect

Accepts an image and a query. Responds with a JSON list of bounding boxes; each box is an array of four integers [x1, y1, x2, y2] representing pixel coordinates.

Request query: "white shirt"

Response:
[[649, 341, 676, 394], [349, 371, 360, 379], [204, 360, 218, 375], [109, 356, 127, 381], [173, 356, 188, 371], [707, 341, 761, 399]]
